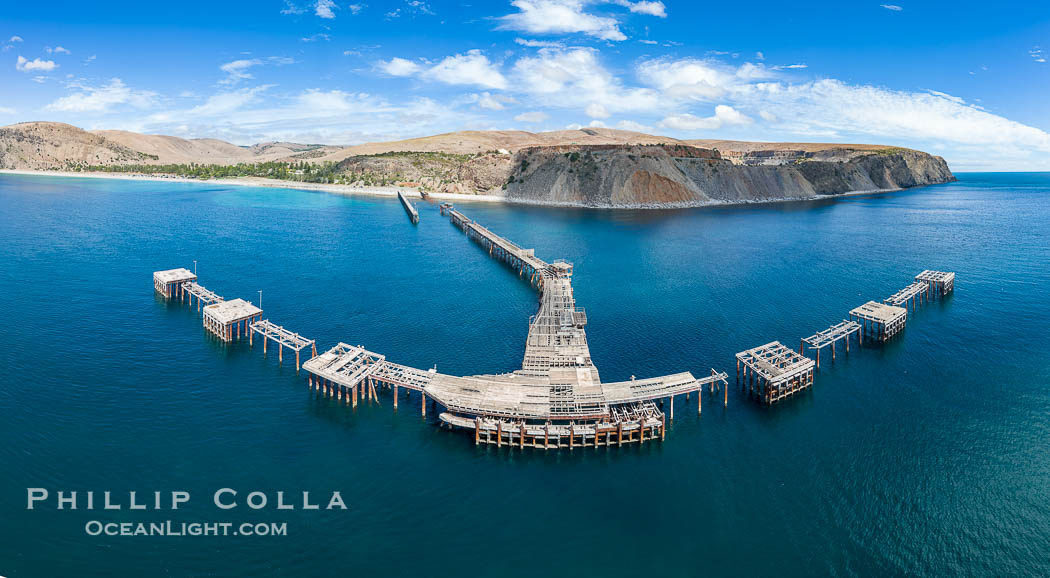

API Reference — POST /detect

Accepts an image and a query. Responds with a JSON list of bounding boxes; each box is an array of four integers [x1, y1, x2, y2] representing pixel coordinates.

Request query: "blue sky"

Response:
[[2, 0, 1049, 169]]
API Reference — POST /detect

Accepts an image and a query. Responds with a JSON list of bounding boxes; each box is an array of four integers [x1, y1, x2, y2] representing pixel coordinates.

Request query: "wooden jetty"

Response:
[[397, 191, 419, 224], [300, 208, 730, 449], [439, 202, 453, 215], [736, 341, 815, 404], [250, 320, 316, 371], [203, 298, 263, 342], [801, 320, 861, 368], [915, 270, 955, 297], [849, 301, 907, 342], [153, 268, 196, 299]]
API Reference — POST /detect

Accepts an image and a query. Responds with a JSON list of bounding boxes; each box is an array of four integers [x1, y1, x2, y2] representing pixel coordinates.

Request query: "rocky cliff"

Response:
[[1, 122, 955, 207], [504, 144, 954, 207]]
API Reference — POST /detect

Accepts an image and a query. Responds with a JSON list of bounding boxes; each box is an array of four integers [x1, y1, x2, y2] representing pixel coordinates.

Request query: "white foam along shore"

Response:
[[0, 169, 506, 204]]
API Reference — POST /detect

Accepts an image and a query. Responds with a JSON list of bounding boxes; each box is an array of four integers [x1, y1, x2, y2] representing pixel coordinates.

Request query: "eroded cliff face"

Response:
[[504, 145, 955, 207]]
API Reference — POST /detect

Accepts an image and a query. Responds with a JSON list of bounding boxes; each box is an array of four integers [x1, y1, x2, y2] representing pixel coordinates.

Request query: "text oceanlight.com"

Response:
[[85, 521, 287, 537], [26, 488, 348, 538]]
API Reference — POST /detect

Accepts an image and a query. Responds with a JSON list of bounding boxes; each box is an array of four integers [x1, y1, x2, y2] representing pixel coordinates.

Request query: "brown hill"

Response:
[[0, 122, 955, 207]]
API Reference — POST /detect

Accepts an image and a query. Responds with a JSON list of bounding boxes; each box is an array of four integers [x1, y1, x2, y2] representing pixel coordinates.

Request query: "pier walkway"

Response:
[[801, 320, 860, 367], [397, 191, 419, 224], [301, 207, 730, 447], [250, 320, 317, 370], [182, 281, 224, 310], [885, 281, 928, 311]]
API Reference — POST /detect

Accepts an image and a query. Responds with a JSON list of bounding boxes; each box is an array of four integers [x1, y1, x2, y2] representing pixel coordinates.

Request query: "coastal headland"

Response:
[[1, 122, 955, 208]]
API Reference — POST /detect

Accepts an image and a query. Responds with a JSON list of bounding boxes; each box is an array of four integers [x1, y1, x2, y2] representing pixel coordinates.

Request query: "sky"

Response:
[[2, 0, 1049, 170]]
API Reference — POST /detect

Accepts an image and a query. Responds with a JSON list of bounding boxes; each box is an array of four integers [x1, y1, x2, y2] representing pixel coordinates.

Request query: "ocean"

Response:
[[0, 172, 1048, 576]]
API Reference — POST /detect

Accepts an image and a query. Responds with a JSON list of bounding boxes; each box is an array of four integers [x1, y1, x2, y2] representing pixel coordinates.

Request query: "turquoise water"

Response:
[[1, 173, 1048, 576]]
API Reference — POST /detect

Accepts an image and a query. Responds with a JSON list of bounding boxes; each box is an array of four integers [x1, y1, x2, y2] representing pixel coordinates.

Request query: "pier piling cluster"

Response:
[[154, 203, 956, 445], [738, 270, 955, 405], [152, 268, 315, 370], [299, 204, 729, 448]]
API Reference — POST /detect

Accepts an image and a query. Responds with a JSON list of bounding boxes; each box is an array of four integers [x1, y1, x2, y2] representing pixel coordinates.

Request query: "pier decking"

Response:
[[736, 341, 815, 404], [885, 281, 928, 311], [915, 270, 955, 296], [801, 320, 861, 367], [397, 191, 419, 224], [182, 281, 224, 310], [203, 298, 262, 342], [153, 268, 196, 299], [250, 320, 316, 370], [850, 301, 907, 342], [298, 208, 730, 447], [155, 254, 954, 442]]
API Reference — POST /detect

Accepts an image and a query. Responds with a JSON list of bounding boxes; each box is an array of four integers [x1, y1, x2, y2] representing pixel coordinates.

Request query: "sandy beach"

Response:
[[0, 169, 506, 204], [0, 168, 910, 210]]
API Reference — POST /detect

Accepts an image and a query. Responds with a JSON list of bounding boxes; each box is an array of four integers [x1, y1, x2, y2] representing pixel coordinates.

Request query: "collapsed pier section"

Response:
[[849, 301, 907, 342], [801, 320, 861, 368], [736, 341, 815, 404]]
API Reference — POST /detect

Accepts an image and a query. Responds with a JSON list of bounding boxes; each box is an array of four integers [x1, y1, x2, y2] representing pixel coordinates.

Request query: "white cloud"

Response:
[[773, 63, 808, 70], [406, 1, 435, 15], [378, 57, 422, 76], [348, 4, 365, 14], [585, 102, 610, 118], [880, 4, 902, 10], [0, 105, 15, 114], [1030, 47, 1046, 64], [515, 111, 550, 122], [499, 0, 627, 41], [614, 0, 666, 17], [9, 36, 22, 43], [637, 57, 733, 100], [736, 79, 1050, 153], [660, 105, 752, 131], [220, 59, 262, 84], [280, 1, 305, 14], [16, 55, 57, 72], [424, 50, 507, 89], [755, 51, 765, 60], [45, 78, 155, 112], [639, 39, 658, 45], [514, 38, 565, 48], [185, 85, 271, 116], [133, 90, 480, 146], [315, 0, 337, 18], [759, 110, 777, 122], [616, 119, 651, 132], [46, 46, 71, 54], [513, 47, 660, 113], [477, 91, 516, 110]]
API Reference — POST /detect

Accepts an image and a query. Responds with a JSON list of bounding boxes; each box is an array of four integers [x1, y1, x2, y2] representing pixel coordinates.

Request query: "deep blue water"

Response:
[[1, 172, 1048, 576]]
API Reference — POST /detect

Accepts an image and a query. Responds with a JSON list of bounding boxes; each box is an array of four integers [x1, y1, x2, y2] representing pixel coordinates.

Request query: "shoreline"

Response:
[[0, 169, 505, 204], [0, 168, 937, 210]]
